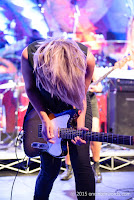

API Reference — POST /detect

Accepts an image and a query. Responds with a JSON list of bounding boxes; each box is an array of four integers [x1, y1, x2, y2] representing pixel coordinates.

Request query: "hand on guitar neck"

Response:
[[71, 127, 88, 146]]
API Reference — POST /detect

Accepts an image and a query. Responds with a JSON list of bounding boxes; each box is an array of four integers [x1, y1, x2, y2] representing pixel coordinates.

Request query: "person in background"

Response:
[[88, 66, 103, 183], [21, 37, 96, 200], [61, 66, 103, 183]]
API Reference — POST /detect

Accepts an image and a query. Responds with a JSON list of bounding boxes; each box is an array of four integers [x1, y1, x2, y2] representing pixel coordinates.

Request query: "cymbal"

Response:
[[0, 81, 25, 89], [16, 82, 25, 87], [0, 57, 17, 74], [0, 81, 16, 89]]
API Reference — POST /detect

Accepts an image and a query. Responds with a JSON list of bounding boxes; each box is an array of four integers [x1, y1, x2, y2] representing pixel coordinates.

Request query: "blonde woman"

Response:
[[21, 38, 95, 200]]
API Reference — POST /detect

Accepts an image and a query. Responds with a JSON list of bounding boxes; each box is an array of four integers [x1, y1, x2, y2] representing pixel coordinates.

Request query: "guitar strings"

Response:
[[60, 129, 133, 145]]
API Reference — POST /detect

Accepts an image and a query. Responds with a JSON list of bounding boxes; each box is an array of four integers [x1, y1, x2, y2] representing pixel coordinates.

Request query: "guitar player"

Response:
[[21, 38, 96, 200]]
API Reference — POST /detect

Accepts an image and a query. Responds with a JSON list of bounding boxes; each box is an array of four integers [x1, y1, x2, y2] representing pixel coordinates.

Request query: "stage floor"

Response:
[[0, 143, 134, 200], [0, 164, 134, 200]]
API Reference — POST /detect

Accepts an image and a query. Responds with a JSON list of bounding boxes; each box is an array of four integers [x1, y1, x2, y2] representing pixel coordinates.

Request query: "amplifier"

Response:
[[107, 91, 134, 136], [108, 78, 134, 92], [107, 78, 134, 148]]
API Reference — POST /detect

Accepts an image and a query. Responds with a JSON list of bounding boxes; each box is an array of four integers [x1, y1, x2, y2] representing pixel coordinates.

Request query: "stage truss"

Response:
[[0, 144, 134, 174]]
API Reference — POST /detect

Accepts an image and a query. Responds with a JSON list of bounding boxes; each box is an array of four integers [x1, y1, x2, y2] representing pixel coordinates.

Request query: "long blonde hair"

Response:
[[33, 37, 87, 110]]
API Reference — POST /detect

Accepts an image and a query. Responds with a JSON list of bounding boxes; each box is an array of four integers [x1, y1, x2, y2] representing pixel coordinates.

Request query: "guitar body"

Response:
[[23, 107, 134, 158], [23, 108, 71, 158]]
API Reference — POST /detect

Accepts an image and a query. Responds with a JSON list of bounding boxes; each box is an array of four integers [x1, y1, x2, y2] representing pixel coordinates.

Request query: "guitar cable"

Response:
[[10, 129, 27, 200], [100, 181, 134, 200]]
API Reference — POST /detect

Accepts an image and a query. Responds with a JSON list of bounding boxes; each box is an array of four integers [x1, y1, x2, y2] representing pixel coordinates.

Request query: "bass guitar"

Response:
[[23, 108, 134, 158]]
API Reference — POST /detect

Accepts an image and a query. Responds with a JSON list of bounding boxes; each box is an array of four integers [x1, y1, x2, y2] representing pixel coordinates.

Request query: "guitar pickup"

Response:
[[38, 124, 43, 138], [31, 142, 49, 150]]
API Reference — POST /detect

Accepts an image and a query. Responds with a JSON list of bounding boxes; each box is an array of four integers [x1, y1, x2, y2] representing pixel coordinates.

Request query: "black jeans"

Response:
[[34, 142, 95, 200]]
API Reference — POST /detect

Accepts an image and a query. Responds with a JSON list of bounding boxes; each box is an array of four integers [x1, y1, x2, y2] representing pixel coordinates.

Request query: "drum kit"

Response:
[[0, 57, 29, 148], [0, 33, 29, 148]]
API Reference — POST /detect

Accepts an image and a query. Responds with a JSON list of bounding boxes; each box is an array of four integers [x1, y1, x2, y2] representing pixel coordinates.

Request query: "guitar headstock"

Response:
[[113, 53, 133, 70]]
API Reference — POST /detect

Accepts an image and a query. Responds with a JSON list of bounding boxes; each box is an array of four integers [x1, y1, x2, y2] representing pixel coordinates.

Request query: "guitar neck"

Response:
[[89, 54, 132, 88], [60, 129, 134, 146], [90, 67, 115, 87]]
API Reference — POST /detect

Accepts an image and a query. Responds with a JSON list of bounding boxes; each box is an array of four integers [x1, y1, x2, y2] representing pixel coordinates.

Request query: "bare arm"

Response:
[[21, 47, 54, 143]]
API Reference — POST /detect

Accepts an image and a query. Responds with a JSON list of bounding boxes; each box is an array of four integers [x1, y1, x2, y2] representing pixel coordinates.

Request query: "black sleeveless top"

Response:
[[26, 40, 88, 114]]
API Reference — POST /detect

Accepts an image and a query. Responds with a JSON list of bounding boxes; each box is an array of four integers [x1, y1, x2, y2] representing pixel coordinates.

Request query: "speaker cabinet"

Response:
[[107, 89, 134, 136]]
